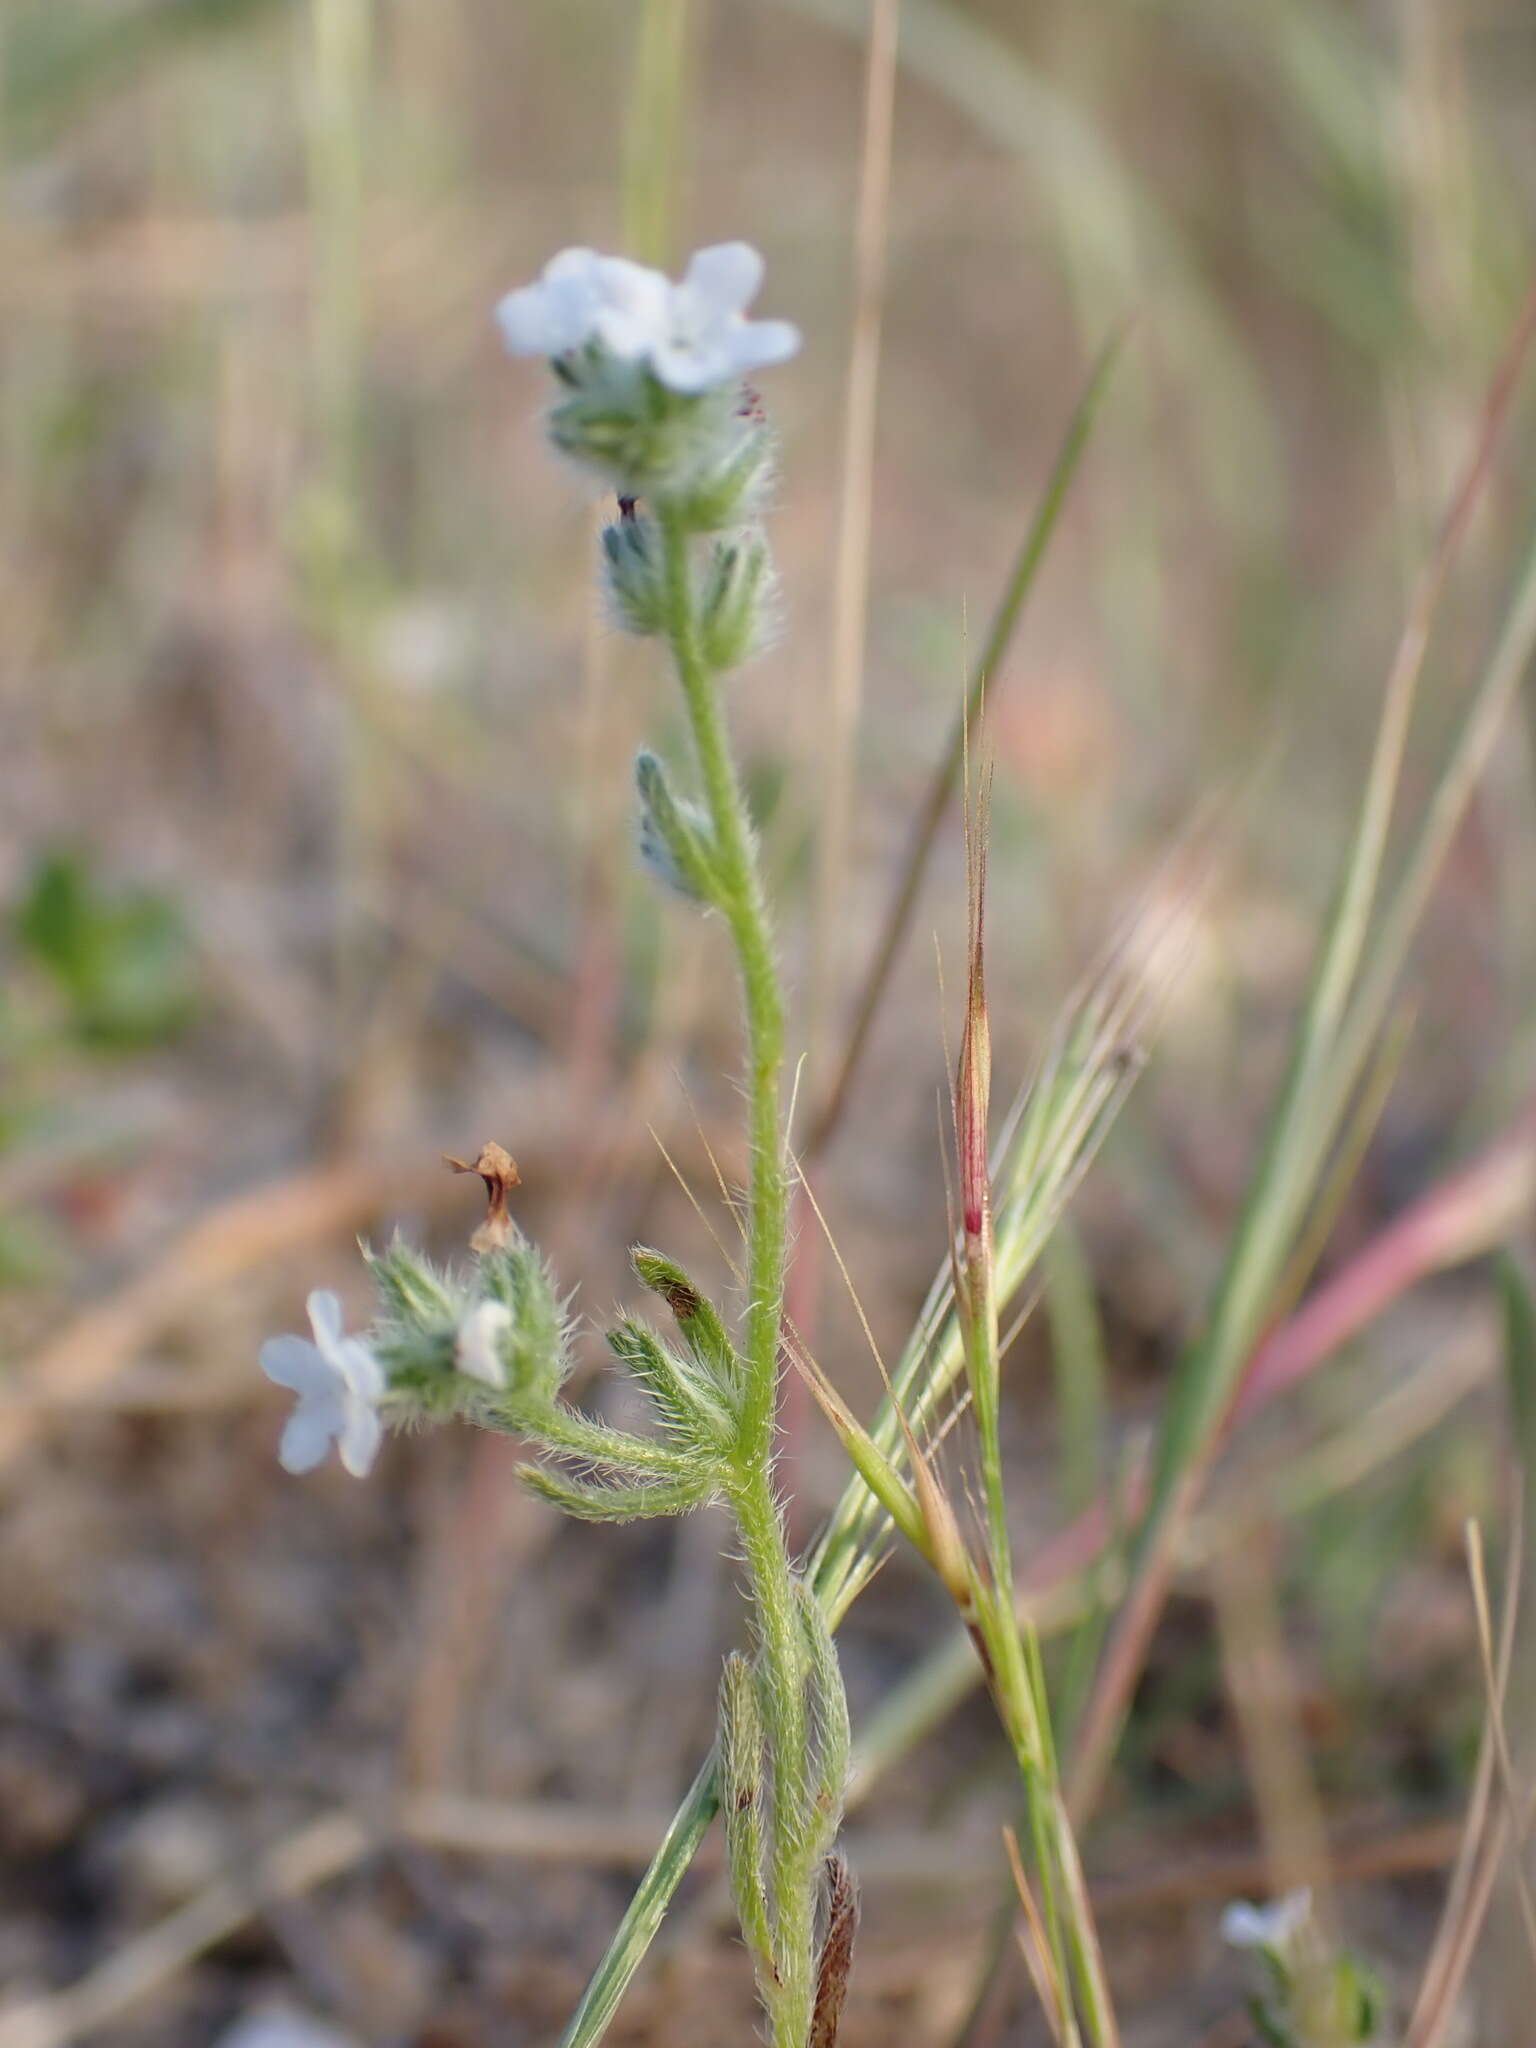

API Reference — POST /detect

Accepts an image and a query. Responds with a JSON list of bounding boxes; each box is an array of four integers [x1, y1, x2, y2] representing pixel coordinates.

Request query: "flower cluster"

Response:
[[494, 240, 793, 517], [496, 242, 799, 395], [258, 1226, 573, 1480], [257, 1196, 740, 1533]]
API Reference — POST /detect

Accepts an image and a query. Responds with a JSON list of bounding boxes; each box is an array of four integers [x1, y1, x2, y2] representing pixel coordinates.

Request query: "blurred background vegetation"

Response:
[[2, 1, 1536, 2043]]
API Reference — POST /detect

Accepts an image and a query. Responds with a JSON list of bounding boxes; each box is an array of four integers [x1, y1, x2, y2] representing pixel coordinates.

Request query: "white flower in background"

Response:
[[217, 2008, 358, 2048], [456, 1300, 511, 1389], [496, 241, 799, 394], [1221, 1888, 1313, 1953], [259, 1289, 384, 1478]]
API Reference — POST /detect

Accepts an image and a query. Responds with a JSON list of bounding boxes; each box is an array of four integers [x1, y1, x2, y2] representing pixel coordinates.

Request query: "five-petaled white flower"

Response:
[[260, 1289, 385, 1478], [456, 1300, 511, 1389], [496, 241, 800, 395], [1220, 1888, 1313, 1953], [495, 247, 642, 359]]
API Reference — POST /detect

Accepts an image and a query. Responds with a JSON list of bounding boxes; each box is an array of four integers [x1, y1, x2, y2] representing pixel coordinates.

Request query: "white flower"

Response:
[[259, 1289, 384, 1478], [456, 1300, 511, 1389], [645, 243, 800, 394], [1221, 1888, 1313, 1953], [496, 241, 799, 395], [218, 2008, 358, 2048], [495, 246, 612, 357]]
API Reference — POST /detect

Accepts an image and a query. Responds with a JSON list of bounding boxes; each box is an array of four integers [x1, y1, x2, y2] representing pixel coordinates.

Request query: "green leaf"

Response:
[[718, 1653, 774, 1978], [519, 1465, 715, 1524], [631, 1248, 743, 1412], [607, 1319, 735, 1450], [15, 852, 197, 1050], [558, 1762, 719, 2048]]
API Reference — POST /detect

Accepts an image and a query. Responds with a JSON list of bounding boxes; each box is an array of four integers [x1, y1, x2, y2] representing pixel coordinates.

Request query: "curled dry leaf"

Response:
[[444, 1141, 522, 1252]]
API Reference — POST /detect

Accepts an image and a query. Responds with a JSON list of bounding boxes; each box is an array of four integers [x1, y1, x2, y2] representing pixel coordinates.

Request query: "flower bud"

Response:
[[474, 1237, 572, 1409], [698, 531, 774, 671], [666, 423, 775, 531], [601, 515, 668, 637], [360, 1229, 571, 1423], [362, 1240, 466, 1417], [635, 751, 717, 904], [365, 1234, 458, 1328]]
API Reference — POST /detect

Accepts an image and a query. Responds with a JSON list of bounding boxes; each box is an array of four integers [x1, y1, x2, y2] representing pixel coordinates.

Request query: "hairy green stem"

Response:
[[658, 507, 787, 1459], [657, 503, 825, 2046]]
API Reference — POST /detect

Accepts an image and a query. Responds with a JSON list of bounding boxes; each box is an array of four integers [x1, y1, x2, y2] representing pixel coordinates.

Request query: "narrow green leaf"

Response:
[[631, 1247, 743, 1408], [519, 1465, 713, 1524], [530, 1403, 703, 1481], [807, 327, 1127, 1156], [719, 1653, 775, 1977], [1500, 1254, 1536, 1497], [1045, 1224, 1107, 1519], [607, 1318, 735, 1449], [798, 1584, 851, 1858], [558, 1762, 719, 2048]]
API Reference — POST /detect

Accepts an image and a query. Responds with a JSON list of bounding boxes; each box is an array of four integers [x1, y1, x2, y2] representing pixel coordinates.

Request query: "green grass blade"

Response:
[[557, 1758, 719, 2048], [1071, 510, 1536, 1817], [1125, 287, 1536, 1574], [1329, 532, 1536, 1119], [808, 328, 1125, 1155], [1501, 1254, 1536, 1492], [1045, 1223, 1109, 1520]]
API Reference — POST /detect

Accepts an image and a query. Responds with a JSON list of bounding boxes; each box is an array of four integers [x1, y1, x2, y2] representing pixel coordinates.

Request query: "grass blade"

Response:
[[557, 1761, 718, 2048], [1068, 280, 1536, 1815], [1045, 1224, 1109, 1520], [807, 329, 1125, 1155]]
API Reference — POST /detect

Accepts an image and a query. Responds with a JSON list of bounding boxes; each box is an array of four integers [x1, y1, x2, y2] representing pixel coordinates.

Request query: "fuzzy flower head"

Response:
[[1221, 1888, 1313, 1955], [260, 1289, 384, 1478], [496, 241, 799, 396]]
